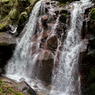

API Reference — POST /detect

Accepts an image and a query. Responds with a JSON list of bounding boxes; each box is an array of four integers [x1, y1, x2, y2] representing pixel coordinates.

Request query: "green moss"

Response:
[[0, 42, 9, 46], [0, 0, 39, 32], [0, 80, 24, 95], [0, 24, 4, 30], [91, 8, 95, 19], [15, 92, 24, 95], [9, 8, 18, 20], [9, 0, 14, 5], [0, 88, 3, 92], [1, 0, 9, 2], [90, 83, 95, 95], [0, 24, 4, 28], [90, 66, 95, 80], [17, 12, 28, 26], [9, 88, 24, 95], [62, 13, 67, 17]]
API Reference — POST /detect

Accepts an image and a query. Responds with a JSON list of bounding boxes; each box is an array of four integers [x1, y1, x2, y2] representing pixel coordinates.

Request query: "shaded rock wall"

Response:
[[79, 4, 95, 95], [0, 32, 16, 74]]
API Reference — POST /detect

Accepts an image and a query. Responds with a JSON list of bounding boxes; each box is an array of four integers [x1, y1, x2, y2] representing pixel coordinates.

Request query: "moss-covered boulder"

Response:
[[0, 0, 14, 17], [18, 12, 28, 26], [0, 0, 9, 3], [0, 79, 28, 95], [0, 0, 38, 34], [0, 24, 4, 31], [91, 8, 95, 19], [9, 8, 19, 20], [0, 76, 37, 95]]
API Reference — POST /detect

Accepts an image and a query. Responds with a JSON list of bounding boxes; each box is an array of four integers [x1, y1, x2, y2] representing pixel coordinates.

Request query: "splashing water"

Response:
[[6, 0, 59, 94], [50, 0, 93, 95], [6, 0, 93, 95], [6, 0, 44, 76]]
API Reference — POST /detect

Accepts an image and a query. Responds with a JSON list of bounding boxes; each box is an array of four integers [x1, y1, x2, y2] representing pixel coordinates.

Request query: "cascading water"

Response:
[[50, 0, 93, 95], [6, 0, 59, 94], [5, 0, 93, 95], [6, 0, 43, 77], [6, 0, 52, 94]]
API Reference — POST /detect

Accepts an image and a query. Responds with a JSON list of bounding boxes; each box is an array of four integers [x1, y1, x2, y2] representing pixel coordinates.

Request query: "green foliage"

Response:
[[62, 13, 67, 17], [90, 66, 95, 80], [1, 0, 9, 2], [0, 42, 9, 46], [15, 84, 19, 87], [0, 24, 4, 30], [91, 8, 95, 19]]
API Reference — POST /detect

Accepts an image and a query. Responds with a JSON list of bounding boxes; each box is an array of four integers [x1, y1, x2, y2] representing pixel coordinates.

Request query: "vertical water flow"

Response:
[[6, 0, 44, 78], [51, 0, 92, 95]]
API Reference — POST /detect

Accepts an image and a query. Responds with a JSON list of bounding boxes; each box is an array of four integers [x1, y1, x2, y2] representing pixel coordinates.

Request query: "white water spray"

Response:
[[50, 0, 93, 95], [6, 0, 44, 79], [6, 0, 93, 95]]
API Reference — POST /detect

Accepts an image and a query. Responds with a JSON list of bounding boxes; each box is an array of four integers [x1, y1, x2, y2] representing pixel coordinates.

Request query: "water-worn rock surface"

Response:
[[80, 4, 95, 95], [0, 76, 37, 95], [0, 32, 17, 74]]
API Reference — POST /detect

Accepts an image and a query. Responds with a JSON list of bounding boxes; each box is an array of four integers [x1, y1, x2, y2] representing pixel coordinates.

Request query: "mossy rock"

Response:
[[0, 42, 9, 46], [17, 11, 28, 26], [59, 13, 67, 22], [0, 0, 14, 16], [0, 24, 4, 30], [0, 0, 9, 3], [0, 0, 39, 33], [0, 80, 25, 95], [88, 66, 95, 81], [25, 6, 31, 14], [17, 0, 30, 11], [9, 8, 19, 20], [0, 16, 12, 31], [91, 8, 95, 19]]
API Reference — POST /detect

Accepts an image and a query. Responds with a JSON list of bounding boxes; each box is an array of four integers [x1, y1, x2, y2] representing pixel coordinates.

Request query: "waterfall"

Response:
[[5, 0, 93, 95], [50, 0, 93, 95], [6, 0, 44, 79]]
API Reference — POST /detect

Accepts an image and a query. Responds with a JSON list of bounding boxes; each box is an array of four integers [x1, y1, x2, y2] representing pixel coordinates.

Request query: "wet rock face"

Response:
[[0, 32, 16, 74], [47, 35, 58, 50], [34, 50, 54, 84], [31, 1, 69, 84], [79, 5, 95, 95]]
